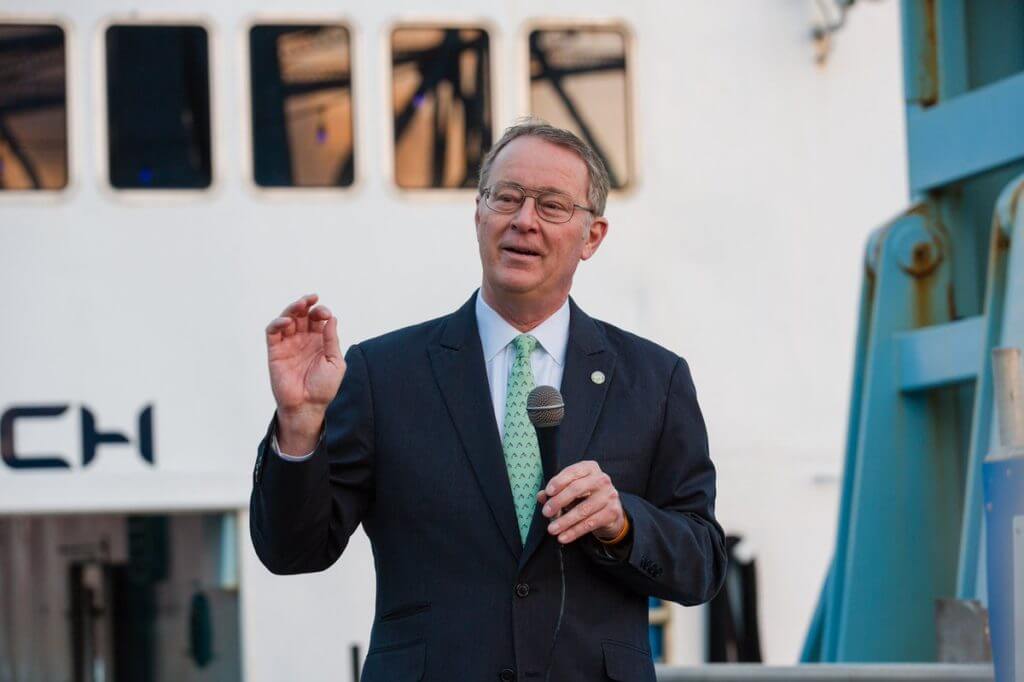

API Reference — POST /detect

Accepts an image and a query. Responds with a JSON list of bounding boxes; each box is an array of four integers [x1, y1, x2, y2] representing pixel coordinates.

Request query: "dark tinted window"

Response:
[[391, 27, 492, 189], [0, 24, 68, 190], [106, 25, 211, 189], [529, 27, 631, 188], [250, 24, 354, 187]]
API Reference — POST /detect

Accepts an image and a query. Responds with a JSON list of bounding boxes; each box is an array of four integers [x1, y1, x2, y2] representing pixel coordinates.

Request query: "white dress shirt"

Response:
[[475, 292, 569, 441], [274, 292, 570, 459]]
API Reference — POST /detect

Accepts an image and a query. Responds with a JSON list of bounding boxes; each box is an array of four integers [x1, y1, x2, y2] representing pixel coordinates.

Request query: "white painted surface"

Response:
[[0, 0, 909, 674]]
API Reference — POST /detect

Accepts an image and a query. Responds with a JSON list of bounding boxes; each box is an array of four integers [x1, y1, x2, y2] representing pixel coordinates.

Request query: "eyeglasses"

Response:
[[482, 181, 596, 224]]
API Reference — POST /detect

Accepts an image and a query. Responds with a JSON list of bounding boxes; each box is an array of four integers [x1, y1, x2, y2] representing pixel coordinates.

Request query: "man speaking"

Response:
[[250, 120, 726, 681]]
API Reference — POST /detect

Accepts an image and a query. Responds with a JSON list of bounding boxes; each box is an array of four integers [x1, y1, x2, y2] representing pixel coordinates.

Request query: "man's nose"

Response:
[[512, 196, 542, 230]]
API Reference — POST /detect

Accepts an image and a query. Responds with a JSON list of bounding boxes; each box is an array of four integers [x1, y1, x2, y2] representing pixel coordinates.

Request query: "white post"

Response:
[[991, 348, 1024, 458]]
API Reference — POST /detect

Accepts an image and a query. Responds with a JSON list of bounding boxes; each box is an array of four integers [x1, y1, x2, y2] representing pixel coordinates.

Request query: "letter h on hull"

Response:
[[1, 404, 155, 469]]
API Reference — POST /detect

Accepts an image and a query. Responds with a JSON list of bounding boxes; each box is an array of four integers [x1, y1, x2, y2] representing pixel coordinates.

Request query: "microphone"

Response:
[[526, 385, 566, 682], [527, 385, 565, 486]]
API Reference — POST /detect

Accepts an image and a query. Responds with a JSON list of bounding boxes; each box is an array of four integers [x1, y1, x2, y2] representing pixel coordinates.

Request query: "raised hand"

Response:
[[265, 294, 345, 452]]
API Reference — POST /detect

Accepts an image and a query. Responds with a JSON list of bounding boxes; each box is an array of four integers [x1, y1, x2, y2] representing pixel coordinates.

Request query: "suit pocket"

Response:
[[362, 639, 425, 682], [379, 601, 431, 623], [602, 639, 656, 682]]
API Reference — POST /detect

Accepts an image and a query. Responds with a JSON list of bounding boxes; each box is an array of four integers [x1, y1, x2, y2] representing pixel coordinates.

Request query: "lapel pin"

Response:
[[591, 371, 605, 385]]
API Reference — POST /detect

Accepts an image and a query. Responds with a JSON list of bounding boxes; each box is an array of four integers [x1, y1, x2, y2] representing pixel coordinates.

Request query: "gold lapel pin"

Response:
[[591, 371, 605, 385]]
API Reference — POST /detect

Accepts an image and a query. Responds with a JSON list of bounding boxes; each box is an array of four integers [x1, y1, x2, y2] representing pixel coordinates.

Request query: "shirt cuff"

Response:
[[270, 428, 321, 462]]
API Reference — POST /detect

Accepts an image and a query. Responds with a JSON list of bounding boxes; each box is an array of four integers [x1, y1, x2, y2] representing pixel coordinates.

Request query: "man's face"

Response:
[[475, 137, 608, 307]]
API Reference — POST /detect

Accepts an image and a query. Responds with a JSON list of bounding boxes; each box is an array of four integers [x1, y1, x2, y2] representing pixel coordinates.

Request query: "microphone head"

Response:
[[527, 385, 565, 429]]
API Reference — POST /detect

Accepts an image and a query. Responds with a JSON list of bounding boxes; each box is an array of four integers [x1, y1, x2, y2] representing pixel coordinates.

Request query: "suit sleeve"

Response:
[[581, 357, 727, 606], [249, 344, 375, 575]]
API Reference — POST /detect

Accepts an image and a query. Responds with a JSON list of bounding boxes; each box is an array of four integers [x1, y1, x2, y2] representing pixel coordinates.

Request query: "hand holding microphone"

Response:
[[527, 386, 628, 545]]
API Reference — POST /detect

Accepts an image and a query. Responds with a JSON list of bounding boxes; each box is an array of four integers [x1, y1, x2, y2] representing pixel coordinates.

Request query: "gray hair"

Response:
[[477, 117, 611, 217]]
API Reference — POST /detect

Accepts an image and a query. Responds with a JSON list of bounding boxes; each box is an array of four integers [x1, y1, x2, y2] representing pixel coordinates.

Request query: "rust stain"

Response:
[[898, 231, 944, 278], [989, 181, 1021, 259], [912, 267, 937, 328], [909, 240, 942, 327], [863, 262, 877, 333], [905, 204, 947, 328], [994, 223, 1011, 253], [1014, 181, 1024, 216], [919, 0, 939, 107], [907, 203, 932, 221], [1009, 181, 1024, 239]]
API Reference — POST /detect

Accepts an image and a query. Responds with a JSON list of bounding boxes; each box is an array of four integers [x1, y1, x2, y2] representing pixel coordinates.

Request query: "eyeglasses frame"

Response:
[[481, 181, 597, 224]]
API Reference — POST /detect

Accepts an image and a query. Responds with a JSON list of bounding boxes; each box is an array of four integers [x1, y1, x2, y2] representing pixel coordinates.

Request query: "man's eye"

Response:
[[543, 201, 568, 210], [496, 193, 519, 202]]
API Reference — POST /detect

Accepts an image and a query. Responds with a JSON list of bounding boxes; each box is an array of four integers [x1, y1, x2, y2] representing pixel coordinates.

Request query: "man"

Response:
[[251, 120, 726, 681]]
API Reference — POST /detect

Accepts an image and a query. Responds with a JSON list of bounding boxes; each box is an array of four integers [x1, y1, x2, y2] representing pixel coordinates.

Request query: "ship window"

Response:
[[391, 27, 492, 189], [529, 26, 632, 189], [105, 25, 212, 189], [250, 24, 354, 187], [0, 24, 68, 190]]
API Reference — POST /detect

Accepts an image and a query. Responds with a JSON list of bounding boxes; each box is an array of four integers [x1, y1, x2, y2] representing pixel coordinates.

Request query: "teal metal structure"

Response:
[[802, 0, 1024, 663]]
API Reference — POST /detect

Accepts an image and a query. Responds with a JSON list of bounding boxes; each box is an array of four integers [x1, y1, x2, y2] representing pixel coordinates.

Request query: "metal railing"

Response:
[[656, 664, 994, 681]]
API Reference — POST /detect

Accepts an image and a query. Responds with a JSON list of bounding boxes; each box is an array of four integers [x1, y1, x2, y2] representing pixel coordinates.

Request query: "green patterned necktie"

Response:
[[503, 334, 543, 543]]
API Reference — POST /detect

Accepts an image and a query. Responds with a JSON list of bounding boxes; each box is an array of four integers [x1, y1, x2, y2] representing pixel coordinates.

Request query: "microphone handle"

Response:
[[535, 425, 559, 486]]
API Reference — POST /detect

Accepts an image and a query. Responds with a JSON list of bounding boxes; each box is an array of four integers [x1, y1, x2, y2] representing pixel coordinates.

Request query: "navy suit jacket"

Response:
[[250, 292, 726, 681]]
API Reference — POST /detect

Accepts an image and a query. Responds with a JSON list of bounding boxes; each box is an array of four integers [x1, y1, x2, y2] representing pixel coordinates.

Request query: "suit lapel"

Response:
[[520, 297, 617, 569], [429, 293, 523, 560]]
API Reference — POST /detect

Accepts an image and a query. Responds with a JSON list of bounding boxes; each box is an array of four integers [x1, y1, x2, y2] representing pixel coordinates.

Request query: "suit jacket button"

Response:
[[515, 583, 530, 598], [499, 668, 515, 681]]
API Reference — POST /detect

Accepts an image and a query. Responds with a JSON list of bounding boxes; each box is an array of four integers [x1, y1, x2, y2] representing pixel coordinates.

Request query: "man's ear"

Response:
[[580, 216, 609, 261]]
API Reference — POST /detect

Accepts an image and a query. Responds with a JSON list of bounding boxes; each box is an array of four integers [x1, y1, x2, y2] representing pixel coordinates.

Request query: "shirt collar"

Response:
[[475, 290, 570, 367]]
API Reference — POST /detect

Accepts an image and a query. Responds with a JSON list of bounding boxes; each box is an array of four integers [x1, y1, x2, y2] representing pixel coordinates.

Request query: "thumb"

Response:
[[323, 315, 342, 365]]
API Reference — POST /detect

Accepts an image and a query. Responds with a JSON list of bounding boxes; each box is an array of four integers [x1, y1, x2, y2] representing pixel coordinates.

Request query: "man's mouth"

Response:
[[502, 245, 542, 257]]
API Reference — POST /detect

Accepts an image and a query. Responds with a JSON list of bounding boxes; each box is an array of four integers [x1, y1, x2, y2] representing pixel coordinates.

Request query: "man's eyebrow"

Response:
[[535, 185, 572, 195], [500, 180, 573, 196]]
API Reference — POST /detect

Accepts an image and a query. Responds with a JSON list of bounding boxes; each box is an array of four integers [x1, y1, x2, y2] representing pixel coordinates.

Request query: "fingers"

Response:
[[547, 486, 610, 530], [265, 316, 296, 343], [322, 313, 343, 365], [306, 304, 330, 336], [541, 461, 602, 517], [268, 293, 326, 344], [280, 293, 318, 318], [538, 460, 623, 544], [279, 293, 319, 334], [308, 305, 332, 322], [549, 499, 620, 544], [543, 476, 597, 521]]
